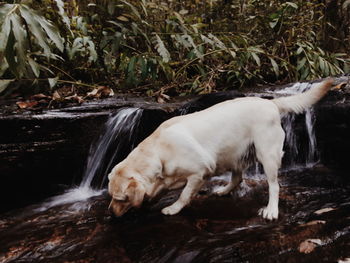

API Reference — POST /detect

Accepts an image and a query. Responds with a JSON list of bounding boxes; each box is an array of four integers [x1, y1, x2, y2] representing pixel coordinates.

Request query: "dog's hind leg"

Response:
[[255, 126, 285, 220], [161, 174, 204, 215], [214, 170, 243, 196]]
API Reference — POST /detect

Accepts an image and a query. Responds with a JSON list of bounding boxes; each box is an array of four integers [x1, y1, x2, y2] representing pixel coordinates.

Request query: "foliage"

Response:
[[0, 0, 349, 97]]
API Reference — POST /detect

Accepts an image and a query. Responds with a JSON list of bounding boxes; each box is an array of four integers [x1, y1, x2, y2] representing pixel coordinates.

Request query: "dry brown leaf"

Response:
[[86, 86, 114, 99], [298, 239, 322, 254], [86, 88, 99, 98], [65, 94, 84, 104], [30, 93, 50, 100], [16, 101, 39, 109], [52, 91, 61, 100], [314, 207, 336, 215], [300, 220, 326, 227], [99, 86, 114, 97]]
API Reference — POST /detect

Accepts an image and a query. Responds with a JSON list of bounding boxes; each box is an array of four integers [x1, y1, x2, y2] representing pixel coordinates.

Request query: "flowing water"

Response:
[[37, 108, 143, 211], [275, 82, 319, 166], [1, 84, 349, 263]]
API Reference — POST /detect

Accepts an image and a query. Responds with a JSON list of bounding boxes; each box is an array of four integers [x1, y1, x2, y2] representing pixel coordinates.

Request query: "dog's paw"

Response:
[[258, 206, 278, 220], [161, 203, 182, 215]]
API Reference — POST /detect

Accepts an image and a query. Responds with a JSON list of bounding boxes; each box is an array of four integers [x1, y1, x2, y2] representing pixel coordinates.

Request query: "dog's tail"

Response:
[[272, 78, 334, 115]]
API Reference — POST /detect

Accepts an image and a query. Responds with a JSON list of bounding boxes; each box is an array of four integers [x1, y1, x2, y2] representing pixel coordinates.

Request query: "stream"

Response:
[[0, 81, 350, 262]]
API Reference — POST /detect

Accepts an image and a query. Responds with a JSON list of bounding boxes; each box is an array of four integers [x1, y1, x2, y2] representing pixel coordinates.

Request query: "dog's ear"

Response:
[[127, 178, 145, 207]]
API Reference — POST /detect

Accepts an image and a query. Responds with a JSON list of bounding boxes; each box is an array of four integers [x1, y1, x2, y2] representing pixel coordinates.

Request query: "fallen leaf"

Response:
[[16, 101, 39, 109], [65, 94, 84, 104], [53, 91, 62, 101], [86, 86, 114, 99], [314, 207, 336, 215], [300, 220, 326, 227], [298, 239, 322, 254], [86, 88, 99, 97], [30, 93, 50, 100]]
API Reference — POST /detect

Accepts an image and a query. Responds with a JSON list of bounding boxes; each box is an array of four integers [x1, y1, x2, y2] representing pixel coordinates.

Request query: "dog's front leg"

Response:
[[162, 175, 204, 215]]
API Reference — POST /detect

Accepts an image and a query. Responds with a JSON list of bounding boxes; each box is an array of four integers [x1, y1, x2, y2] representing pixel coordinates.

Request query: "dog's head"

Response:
[[107, 167, 146, 217]]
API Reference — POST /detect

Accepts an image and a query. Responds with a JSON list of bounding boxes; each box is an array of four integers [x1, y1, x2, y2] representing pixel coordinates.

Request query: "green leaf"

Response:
[[20, 5, 64, 52], [0, 4, 13, 21], [297, 57, 307, 71], [120, 0, 141, 20], [53, 0, 71, 30], [285, 2, 298, 9], [117, 16, 129, 22], [139, 57, 148, 80], [269, 19, 279, 29], [128, 56, 137, 73], [251, 52, 261, 66], [296, 46, 303, 55], [28, 57, 40, 77], [318, 57, 325, 73], [19, 5, 51, 56], [0, 79, 14, 93], [0, 16, 11, 53], [152, 33, 170, 63], [48, 76, 59, 89], [10, 13, 27, 77], [270, 58, 279, 76], [5, 29, 18, 77]]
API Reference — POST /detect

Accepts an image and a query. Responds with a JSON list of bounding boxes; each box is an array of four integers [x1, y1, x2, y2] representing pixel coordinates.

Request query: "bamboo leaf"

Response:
[[270, 58, 279, 76], [297, 57, 307, 71], [53, 0, 71, 30], [120, 0, 141, 20], [296, 46, 303, 55], [251, 52, 261, 66], [5, 29, 18, 77], [9, 13, 27, 77], [0, 15, 11, 53], [208, 33, 226, 49], [0, 79, 14, 93], [117, 16, 129, 22], [152, 33, 171, 63], [28, 57, 40, 77], [19, 5, 51, 56], [128, 56, 137, 73], [20, 5, 64, 52], [48, 76, 59, 89], [285, 2, 298, 9]]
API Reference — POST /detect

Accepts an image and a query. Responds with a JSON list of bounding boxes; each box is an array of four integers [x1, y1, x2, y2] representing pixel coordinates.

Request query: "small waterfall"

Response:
[[37, 108, 143, 211], [80, 108, 143, 189], [275, 82, 319, 166]]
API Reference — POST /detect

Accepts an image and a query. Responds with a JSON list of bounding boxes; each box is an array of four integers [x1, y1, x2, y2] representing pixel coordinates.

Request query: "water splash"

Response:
[[35, 186, 103, 212]]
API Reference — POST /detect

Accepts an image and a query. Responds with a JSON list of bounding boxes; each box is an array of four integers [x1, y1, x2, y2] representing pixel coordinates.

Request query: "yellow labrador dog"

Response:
[[108, 79, 334, 220]]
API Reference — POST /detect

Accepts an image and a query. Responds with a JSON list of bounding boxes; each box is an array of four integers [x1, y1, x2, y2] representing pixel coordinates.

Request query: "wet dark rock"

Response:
[[0, 167, 349, 263]]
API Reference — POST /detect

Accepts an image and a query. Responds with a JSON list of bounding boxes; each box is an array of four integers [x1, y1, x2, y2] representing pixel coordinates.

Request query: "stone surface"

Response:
[[0, 166, 349, 263]]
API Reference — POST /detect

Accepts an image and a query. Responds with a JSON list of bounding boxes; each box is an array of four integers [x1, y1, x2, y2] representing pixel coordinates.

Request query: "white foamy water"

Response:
[[36, 187, 104, 212]]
